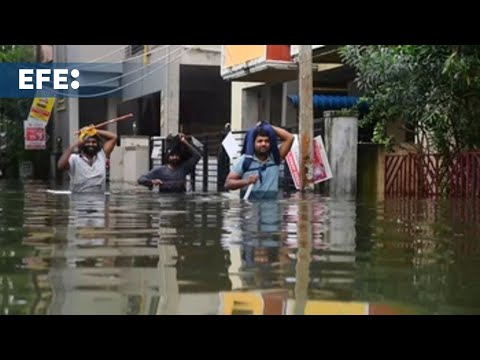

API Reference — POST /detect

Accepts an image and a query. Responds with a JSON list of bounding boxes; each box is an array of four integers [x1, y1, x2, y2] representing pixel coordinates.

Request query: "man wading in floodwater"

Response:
[[225, 122, 294, 200], [138, 133, 201, 193], [57, 125, 118, 193]]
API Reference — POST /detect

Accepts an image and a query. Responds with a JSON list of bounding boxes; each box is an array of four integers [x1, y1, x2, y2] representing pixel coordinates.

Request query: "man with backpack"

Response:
[[224, 122, 294, 200]]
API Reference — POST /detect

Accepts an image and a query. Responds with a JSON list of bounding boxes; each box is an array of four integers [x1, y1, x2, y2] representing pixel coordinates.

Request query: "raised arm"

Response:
[[96, 128, 118, 157], [271, 125, 294, 160], [57, 140, 82, 171], [179, 134, 202, 172]]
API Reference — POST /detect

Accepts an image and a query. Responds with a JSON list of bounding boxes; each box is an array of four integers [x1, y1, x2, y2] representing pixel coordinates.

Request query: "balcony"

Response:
[[221, 45, 345, 83]]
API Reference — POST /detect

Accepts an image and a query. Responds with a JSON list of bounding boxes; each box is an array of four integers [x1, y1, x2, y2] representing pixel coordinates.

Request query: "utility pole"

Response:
[[294, 200, 313, 314], [298, 45, 314, 191]]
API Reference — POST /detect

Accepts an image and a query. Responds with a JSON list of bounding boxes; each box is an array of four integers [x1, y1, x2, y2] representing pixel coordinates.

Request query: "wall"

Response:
[[242, 86, 261, 130], [65, 45, 127, 63], [282, 80, 298, 128], [230, 82, 263, 131], [181, 45, 221, 66], [123, 45, 222, 136], [52, 45, 226, 153], [324, 112, 358, 198], [269, 83, 283, 126], [231, 80, 297, 131], [357, 143, 385, 201], [121, 52, 166, 102], [40, 45, 53, 62]]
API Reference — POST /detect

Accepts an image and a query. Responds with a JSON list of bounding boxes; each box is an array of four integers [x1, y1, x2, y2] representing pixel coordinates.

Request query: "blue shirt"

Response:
[[231, 154, 279, 200]]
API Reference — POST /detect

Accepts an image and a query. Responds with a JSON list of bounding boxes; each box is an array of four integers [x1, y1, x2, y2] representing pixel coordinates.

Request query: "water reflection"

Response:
[[1, 179, 480, 314]]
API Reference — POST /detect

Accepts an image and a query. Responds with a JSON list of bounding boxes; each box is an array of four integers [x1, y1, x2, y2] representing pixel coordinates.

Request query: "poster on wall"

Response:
[[24, 120, 46, 150]]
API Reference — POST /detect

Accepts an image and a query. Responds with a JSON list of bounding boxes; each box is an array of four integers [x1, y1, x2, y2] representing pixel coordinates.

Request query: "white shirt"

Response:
[[68, 149, 107, 193]]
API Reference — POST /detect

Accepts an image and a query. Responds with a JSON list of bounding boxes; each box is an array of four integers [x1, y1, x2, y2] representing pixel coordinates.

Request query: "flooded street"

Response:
[[1, 180, 480, 315]]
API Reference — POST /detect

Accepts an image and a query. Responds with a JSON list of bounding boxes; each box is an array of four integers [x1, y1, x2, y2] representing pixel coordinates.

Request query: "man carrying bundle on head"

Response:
[[57, 124, 118, 193], [225, 122, 294, 200], [137, 133, 202, 193]]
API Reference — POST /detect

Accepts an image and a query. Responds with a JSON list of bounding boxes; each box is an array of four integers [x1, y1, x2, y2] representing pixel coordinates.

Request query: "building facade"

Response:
[[50, 45, 231, 178]]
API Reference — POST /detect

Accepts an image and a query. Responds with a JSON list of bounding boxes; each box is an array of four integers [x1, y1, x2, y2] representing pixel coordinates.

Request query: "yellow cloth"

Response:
[[79, 127, 98, 141]]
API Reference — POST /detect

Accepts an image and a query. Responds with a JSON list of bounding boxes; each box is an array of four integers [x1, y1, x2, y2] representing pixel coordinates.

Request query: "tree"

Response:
[[340, 45, 480, 156], [0, 45, 34, 177]]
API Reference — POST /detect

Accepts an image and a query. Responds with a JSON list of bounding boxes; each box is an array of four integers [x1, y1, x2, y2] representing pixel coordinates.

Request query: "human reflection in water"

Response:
[[155, 195, 231, 314], [50, 192, 172, 315], [47, 193, 114, 315], [240, 199, 286, 282], [67, 193, 110, 248], [165, 197, 232, 289]]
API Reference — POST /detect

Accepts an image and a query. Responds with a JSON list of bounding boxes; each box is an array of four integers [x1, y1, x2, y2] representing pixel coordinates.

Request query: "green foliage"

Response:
[[0, 45, 34, 62], [340, 45, 480, 155], [0, 45, 35, 175]]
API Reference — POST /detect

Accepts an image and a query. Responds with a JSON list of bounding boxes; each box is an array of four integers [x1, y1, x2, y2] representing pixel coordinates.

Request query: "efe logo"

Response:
[[19, 69, 79, 90]]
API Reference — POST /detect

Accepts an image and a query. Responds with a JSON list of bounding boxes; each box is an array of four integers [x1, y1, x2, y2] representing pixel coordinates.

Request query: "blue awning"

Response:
[[288, 94, 367, 111]]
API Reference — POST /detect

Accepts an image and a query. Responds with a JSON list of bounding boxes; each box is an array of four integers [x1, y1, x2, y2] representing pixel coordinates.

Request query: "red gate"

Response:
[[385, 152, 480, 198]]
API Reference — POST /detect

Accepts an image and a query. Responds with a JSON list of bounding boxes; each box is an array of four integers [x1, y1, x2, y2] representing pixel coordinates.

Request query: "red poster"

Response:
[[285, 135, 332, 190], [24, 121, 46, 150]]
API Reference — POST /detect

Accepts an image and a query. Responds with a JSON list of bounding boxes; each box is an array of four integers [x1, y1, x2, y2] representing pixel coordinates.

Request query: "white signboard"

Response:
[[222, 131, 242, 160], [151, 146, 162, 159]]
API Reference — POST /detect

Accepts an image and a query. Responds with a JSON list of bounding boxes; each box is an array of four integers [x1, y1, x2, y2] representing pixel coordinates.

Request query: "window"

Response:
[[128, 45, 144, 57]]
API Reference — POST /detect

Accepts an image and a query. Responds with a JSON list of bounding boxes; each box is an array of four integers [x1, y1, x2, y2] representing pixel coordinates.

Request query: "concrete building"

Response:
[[221, 45, 361, 198], [223, 45, 358, 131], [50, 45, 231, 179]]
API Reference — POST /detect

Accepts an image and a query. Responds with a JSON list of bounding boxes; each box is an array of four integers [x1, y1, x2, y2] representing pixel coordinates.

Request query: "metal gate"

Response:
[[385, 152, 480, 198]]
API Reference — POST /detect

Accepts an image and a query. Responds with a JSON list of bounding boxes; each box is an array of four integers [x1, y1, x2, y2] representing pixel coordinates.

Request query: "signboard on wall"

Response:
[[28, 96, 55, 124], [24, 120, 46, 150]]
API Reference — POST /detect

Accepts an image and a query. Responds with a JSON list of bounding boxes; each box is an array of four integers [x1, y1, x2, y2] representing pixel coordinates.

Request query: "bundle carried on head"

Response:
[[241, 121, 280, 172], [164, 134, 193, 163], [79, 126, 98, 141], [75, 114, 134, 139]]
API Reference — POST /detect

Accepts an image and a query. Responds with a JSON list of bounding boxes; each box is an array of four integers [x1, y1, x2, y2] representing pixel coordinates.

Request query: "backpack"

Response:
[[241, 121, 281, 173]]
